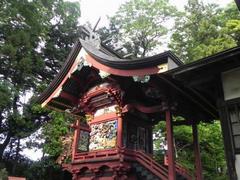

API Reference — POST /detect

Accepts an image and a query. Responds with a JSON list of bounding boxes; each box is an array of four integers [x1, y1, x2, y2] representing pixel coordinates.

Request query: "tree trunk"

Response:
[[12, 138, 20, 174], [0, 132, 11, 160]]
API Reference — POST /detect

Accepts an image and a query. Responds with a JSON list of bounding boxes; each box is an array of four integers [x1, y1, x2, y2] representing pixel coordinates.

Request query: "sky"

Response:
[[23, 0, 233, 161], [78, 0, 233, 27]]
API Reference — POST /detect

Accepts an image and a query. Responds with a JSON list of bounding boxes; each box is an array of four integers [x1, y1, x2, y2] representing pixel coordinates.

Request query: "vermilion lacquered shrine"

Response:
[[38, 30, 220, 180]]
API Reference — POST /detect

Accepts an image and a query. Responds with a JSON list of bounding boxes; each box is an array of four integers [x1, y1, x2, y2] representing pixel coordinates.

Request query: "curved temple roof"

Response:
[[80, 39, 183, 70], [38, 38, 183, 109]]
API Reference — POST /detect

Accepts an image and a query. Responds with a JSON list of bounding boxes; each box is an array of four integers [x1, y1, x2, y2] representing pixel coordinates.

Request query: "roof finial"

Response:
[[93, 17, 101, 32]]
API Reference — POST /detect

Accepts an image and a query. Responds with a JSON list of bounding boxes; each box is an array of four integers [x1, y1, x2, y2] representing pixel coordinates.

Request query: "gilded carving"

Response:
[[89, 120, 117, 151]]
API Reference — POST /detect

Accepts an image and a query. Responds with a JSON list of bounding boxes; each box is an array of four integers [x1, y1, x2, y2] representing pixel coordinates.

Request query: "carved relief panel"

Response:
[[78, 130, 90, 152], [126, 121, 151, 153], [89, 120, 117, 151]]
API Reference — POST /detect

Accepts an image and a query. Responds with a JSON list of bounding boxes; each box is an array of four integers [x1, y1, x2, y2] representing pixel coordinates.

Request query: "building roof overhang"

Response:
[[165, 46, 240, 78], [37, 38, 183, 115], [163, 46, 240, 120], [37, 34, 240, 123], [80, 39, 183, 70]]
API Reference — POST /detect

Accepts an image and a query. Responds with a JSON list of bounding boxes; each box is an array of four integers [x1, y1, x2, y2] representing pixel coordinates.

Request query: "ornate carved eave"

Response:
[[37, 37, 183, 117]]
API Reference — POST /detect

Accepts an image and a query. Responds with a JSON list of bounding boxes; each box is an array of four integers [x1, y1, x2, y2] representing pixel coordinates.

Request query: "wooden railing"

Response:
[[74, 148, 119, 161], [73, 148, 192, 180], [165, 155, 192, 180], [175, 162, 192, 180], [121, 148, 168, 180]]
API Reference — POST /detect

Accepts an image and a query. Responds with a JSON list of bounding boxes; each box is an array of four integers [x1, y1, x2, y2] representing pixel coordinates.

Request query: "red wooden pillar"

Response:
[[117, 116, 123, 148], [192, 123, 203, 180], [72, 119, 79, 161], [165, 110, 176, 180]]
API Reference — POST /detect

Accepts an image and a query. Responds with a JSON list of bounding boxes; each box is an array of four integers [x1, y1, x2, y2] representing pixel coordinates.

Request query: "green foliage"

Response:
[[198, 123, 227, 179], [41, 0, 81, 82], [26, 157, 63, 180], [0, 80, 13, 111], [0, 1, 81, 175], [169, 0, 239, 63], [0, 0, 79, 178], [153, 121, 227, 179], [25, 100, 75, 166], [2, 156, 71, 180], [102, 0, 177, 57], [42, 111, 74, 157], [224, 19, 240, 45], [0, 0, 49, 160], [0, 168, 8, 180], [0, 0, 48, 90]]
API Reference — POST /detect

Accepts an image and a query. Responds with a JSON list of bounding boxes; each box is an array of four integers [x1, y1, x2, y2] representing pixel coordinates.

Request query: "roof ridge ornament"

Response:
[[82, 18, 102, 49]]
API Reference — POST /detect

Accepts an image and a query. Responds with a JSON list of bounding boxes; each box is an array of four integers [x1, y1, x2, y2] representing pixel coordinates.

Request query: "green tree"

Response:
[[26, 156, 72, 180], [169, 0, 239, 63], [153, 121, 226, 179], [102, 0, 177, 57], [42, 111, 74, 158], [0, 0, 81, 167], [40, 1, 81, 81], [0, 0, 49, 160], [37, 0, 82, 165], [221, 2, 240, 46]]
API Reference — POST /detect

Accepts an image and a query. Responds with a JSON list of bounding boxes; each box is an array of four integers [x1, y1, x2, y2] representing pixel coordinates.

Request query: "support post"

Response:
[[117, 116, 123, 148], [71, 120, 79, 161], [192, 123, 203, 180], [166, 110, 176, 180]]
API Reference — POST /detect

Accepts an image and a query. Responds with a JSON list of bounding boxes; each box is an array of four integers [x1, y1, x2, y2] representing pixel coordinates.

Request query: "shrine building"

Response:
[[38, 29, 240, 180]]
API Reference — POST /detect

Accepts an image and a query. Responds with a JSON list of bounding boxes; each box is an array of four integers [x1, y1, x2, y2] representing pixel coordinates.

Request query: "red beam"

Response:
[[123, 104, 164, 113], [166, 110, 176, 180], [51, 100, 72, 108], [90, 112, 119, 124], [192, 123, 203, 180]]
